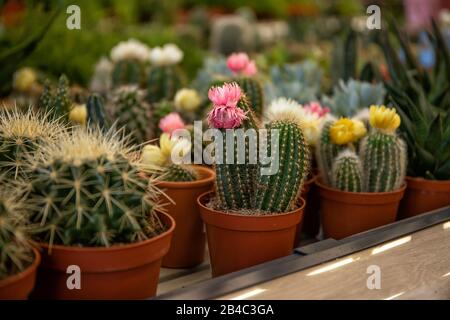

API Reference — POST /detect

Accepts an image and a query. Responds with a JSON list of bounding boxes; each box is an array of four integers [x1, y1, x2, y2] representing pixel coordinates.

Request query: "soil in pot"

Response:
[[316, 180, 406, 240], [156, 166, 215, 268], [30, 212, 175, 300], [0, 247, 40, 300], [199, 191, 304, 277], [398, 177, 450, 219]]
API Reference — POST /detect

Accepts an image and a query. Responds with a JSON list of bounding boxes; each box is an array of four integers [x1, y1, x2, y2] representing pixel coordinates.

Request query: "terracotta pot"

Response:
[[293, 175, 317, 246], [30, 212, 174, 300], [199, 191, 304, 277], [316, 180, 406, 240], [0, 247, 40, 300], [157, 166, 215, 268], [398, 177, 450, 219]]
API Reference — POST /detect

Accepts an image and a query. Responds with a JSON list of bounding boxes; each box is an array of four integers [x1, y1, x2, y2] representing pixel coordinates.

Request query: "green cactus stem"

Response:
[[112, 60, 143, 87], [147, 66, 184, 103], [86, 94, 109, 131], [237, 77, 264, 117], [331, 149, 363, 192], [161, 164, 197, 182]]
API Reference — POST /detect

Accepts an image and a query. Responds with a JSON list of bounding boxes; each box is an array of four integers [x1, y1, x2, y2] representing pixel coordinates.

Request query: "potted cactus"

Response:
[[316, 106, 407, 239], [0, 187, 40, 300], [381, 21, 450, 218], [0, 108, 65, 180], [140, 132, 215, 269], [23, 128, 174, 299], [199, 83, 309, 277]]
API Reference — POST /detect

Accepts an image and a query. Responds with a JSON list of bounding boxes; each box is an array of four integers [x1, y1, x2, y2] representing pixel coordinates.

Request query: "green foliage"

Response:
[[147, 66, 184, 103], [161, 164, 197, 182], [109, 86, 153, 144], [25, 128, 165, 248], [256, 120, 309, 213], [331, 149, 363, 192], [381, 21, 450, 180], [0, 187, 33, 281]]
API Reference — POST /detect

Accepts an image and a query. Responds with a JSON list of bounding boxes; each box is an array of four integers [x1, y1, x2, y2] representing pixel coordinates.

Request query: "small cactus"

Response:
[[147, 66, 184, 103], [161, 164, 197, 182], [39, 79, 53, 112], [53, 75, 72, 118], [0, 108, 65, 179], [0, 187, 33, 280], [256, 118, 310, 213], [109, 86, 153, 144], [24, 127, 166, 248], [331, 149, 363, 192], [237, 77, 264, 117], [86, 94, 109, 131], [112, 60, 143, 87]]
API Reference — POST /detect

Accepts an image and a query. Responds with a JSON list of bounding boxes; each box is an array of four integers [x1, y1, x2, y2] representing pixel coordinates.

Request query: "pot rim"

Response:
[[35, 211, 175, 253], [304, 175, 316, 186], [197, 190, 306, 219], [406, 176, 450, 189], [0, 246, 40, 288], [155, 165, 216, 189], [315, 178, 407, 197]]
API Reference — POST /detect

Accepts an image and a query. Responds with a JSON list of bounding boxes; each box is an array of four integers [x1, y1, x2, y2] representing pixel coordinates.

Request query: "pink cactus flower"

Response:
[[227, 52, 250, 74], [207, 83, 247, 129], [304, 102, 330, 118], [243, 60, 258, 76], [159, 112, 185, 135]]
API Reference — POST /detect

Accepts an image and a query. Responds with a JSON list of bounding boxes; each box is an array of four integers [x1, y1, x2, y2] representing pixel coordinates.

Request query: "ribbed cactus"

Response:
[[112, 60, 143, 87], [331, 149, 363, 192], [237, 77, 264, 117], [25, 128, 165, 248], [53, 75, 72, 118], [360, 131, 407, 192], [256, 120, 309, 212], [214, 95, 259, 210], [39, 79, 53, 112], [109, 86, 153, 144], [0, 187, 33, 280], [161, 164, 197, 182], [316, 119, 345, 185], [86, 94, 109, 131], [0, 108, 64, 179], [147, 66, 184, 103]]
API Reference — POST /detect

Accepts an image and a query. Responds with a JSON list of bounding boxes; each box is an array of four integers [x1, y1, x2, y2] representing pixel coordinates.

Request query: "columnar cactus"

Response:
[[38, 75, 73, 119], [207, 82, 259, 210], [147, 44, 185, 103], [331, 149, 363, 192], [0, 108, 64, 179], [237, 77, 264, 117], [360, 106, 407, 192], [112, 60, 143, 87], [109, 86, 153, 144], [162, 164, 197, 182], [0, 188, 33, 280], [256, 118, 310, 213], [316, 119, 344, 185], [86, 94, 109, 131], [25, 128, 165, 248]]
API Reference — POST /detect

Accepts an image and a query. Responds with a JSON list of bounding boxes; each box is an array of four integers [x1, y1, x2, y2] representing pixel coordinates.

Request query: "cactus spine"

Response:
[[110, 86, 153, 144], [237, 77, 264, 117], [331, 149, 363, 192], [360, 131, 407, 192], [162, 164, 197, 182], [86, 94, 109, 131], [316, 119, 344, 185], [256, 120, 309, 212], [112, 60, 143, 87], [147, 66, 184, 103], [25, 128, 165, 248], [0, 188, 33, 280]]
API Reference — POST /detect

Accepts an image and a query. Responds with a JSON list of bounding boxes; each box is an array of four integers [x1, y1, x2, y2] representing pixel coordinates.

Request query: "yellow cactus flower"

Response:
[[330, 118, 355, 145], [352, 119, 367, 140], [69, 104, 87, 126], [141, 145, 166, 166], [174, 88, 202, 112], [159, 133, 174, 157], [13, 67, 37, 92], [369, 105, 401, 133]]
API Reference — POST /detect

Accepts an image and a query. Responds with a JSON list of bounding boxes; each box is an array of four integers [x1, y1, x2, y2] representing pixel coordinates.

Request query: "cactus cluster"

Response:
[[39, 75, 73, 119], [24, 128, 166, 248], [161, 164, 197, 182], [109, 86, 153, 144], [319, 106, 407, 193], [207, 82, 309, 214], [0, 108, 65, 179], [0, 187, 33, 280]]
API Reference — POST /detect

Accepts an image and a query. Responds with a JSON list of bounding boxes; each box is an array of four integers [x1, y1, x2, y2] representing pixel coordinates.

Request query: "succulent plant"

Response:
[[109, 86, 153, 144], [255, 118, 310, 213], [192, 56, 232, 97], [237, 77, 264, 118], [322, 79, 386, 117], [86, 94, 109, 131], [147, 65, 184, 103], [0, 108, 65, 179], [24, 128, 165, 248], [112, 60, 143, 88], [38, 75, 73, 119], [381, 20, 450, 180], [161, 164, 197, 182], [0, 187, 34, 281], [331, 149, 363, 192]]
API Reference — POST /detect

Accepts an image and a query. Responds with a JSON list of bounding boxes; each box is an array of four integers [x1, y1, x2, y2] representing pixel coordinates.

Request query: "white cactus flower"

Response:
[[110, 38, 151, 63], [149, 43, 183, 66]]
